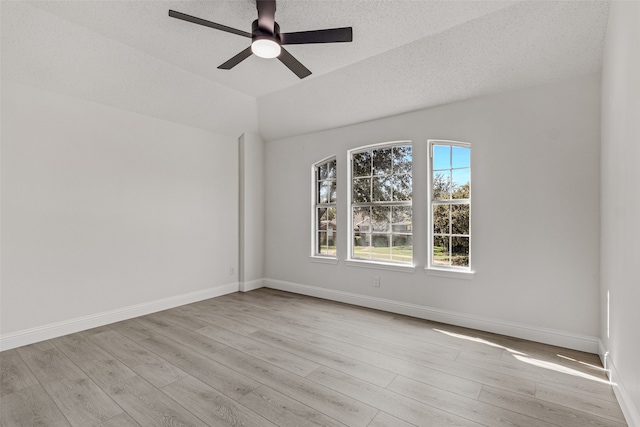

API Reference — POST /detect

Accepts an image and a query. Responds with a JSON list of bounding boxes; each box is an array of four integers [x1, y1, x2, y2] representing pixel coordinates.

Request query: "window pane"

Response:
[[392, 206, 412, 232], [433, 236, 450, 266], [371, 206, 390, 232], [327, 160, 336, 179], [326, 231, 336, 255], [329, 180, 337, 203], [318, 163, 328, 180], [392, 235, 412, 263], [326, 207, 337, 231], [353, 206, 369, 259], [392, 174, 412, 201], [353, 235, 370, 259], [319, 207, 337, 234], [452, 169, 470, 199], [372, 148, 392, 175], [433, 204, 450, 235], [451, 204, 469, 235], [317, 231, 327, 254], [353, 207, 370, 232], [452, 146, 470, 168], [433, 171, 451, 200], [393, 146, 412, 174], [372, 176, 393, 201], [353, 151, 371, 177], [318, 180, 331, 203], [452, 237, 469, 267], [433, 145, 451, 170], [353, 177, 371, 203], [317, 207, 327, 230], [371, 234, 391, 261]]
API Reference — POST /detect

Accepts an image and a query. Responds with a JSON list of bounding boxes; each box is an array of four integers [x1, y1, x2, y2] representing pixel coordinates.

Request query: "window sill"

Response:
[[424, 267, 475, 280], [309, 256, 339, 265], [345, 259, 415, 273]]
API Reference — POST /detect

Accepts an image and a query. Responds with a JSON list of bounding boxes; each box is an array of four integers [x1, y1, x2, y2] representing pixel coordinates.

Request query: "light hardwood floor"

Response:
[[0, 288, 626, 427]]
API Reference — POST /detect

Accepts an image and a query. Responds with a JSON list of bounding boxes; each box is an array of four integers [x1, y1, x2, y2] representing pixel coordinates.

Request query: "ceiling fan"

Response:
[[168, 0, 353, 79]]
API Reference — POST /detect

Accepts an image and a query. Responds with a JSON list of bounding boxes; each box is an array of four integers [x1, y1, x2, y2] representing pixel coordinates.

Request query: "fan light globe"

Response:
[[252, 38, 281, 58]]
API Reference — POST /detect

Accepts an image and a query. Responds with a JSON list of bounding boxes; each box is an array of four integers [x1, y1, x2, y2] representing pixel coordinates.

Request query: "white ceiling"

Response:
[[1, 0, 610, 141]]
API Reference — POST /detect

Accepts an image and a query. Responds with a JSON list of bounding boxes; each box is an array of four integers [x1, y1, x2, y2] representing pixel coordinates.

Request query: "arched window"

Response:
[[348, 142, 412, 265]]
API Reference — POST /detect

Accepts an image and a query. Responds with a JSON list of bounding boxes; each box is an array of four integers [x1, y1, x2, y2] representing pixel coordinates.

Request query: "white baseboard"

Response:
[[0, 282, 239, 351], [263, 278, 600, 353], [599, 341, 640, 427], [240, 278, 265, 292]]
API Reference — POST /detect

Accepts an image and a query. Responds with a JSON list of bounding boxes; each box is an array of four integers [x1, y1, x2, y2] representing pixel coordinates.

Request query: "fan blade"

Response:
[[280, 27, 352, 45], [278, 47, 311, 79], [169, 10, 251, 38], [218, 47, 253, 70], [256, 0, 276, 33]]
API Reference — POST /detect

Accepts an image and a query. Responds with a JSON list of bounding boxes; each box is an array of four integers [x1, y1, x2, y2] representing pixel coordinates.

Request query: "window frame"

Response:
[[311, 156, 338, 260], [347, 141, 414, 269], [427, 139, 472, 273]]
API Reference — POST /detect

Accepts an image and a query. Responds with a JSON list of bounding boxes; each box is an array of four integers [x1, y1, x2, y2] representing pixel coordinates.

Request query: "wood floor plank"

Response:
[[174, 304, 261, 336], [2, 289, 626, 427], [388, 374, 553, 427], [237, 385, 347, 427], [479, 385, 627, 427], [208, 346, 378, 427], [247, 328, 397, 388], [0, 349, 39, 397], [196, 323, 321, 377], [535, 383, 626, 423], [40, 377, 124, 427], [53, 333, 138, 390], [131, 315, 228, 357], [367, 411, 417, 427], [138, 332, 260, 400], [88, 329, 187, 388], [105, 375, 207, 427], [15, 341, 125, 427], [162, 375, 277, 427], [144, 308, 211, 332], [307, 366, 484, 427], [0, 384, 71, 427], [16, 341, 87, 383], [458, 350, 618, 402], [53, 333, 119, 363], [236, 290, 502, 360], [223, 295, 537, 398], [108, 319, 157, 343], [202, 296, 460, 364], [97, 413, 140, 427]]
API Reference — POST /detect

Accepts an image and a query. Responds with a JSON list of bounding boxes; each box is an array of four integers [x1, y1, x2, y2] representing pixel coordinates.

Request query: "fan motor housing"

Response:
[[252, 19, 281, 42]]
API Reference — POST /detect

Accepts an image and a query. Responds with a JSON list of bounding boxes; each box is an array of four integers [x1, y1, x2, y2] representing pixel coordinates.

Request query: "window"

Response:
[[313, 158, 337, 257], [429, 141, 471, 270], [349, 143, 412, 264]]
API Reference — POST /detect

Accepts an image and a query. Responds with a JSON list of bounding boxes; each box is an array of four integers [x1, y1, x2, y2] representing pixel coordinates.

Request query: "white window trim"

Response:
[[346, 259, 415, 273], [311, 155, 338, 260], [347, 140, 415, 267], [427, 139, 473, 274], [309, 256, 339, 265]]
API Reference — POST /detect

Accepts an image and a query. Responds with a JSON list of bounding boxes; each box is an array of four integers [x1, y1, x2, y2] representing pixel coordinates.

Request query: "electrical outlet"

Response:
[[230, 267, 236, 275], [373, 276, 380, 287]]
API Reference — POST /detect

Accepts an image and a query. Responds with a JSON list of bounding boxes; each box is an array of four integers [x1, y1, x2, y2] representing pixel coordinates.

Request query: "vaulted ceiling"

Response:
[[1, 1, 610, 141]]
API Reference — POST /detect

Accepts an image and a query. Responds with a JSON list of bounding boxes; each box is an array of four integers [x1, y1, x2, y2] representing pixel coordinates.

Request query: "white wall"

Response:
[[264, 74, 601, 351], [0, 1, 258, 138], [239, 132, 265, 290], [600, 1, 640, 425], [0, 81, 239, 348]]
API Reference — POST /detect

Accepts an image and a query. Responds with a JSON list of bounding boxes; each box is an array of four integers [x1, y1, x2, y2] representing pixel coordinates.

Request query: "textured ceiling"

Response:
[[1, 1, 610, 141]]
